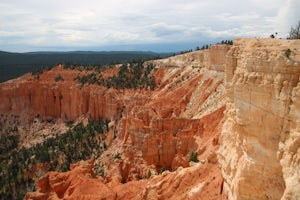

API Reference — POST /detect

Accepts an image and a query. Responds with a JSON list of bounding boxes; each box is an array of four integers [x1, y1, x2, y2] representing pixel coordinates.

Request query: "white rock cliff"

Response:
[[219, 38, 300, 200]]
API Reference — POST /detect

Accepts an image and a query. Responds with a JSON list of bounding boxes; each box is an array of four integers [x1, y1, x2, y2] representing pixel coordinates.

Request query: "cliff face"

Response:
[[219, 38, 300, 200], [0, 45, 228, 122], [0, 68, 121, 120], [94, 49, 227, 198], [113, 64, 225, 175]]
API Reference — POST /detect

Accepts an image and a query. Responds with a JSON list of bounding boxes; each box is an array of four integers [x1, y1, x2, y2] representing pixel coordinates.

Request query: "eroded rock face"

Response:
[[26, 159, 225, 200], [208, 45, 231, 72], [108, 106, 225, 182], [0, 66, 121, 121], [219, 38, 300, 200], [20, 46, 229, 200], [25, 160, 117, 200], [97, 53, 227, 184]]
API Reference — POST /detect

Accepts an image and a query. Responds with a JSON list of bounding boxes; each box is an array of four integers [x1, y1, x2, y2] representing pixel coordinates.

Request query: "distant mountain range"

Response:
[[0, 50, 170, 83]]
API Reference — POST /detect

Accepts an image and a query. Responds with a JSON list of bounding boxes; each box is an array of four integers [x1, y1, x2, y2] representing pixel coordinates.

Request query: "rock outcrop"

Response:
[[25, 160, 117, 200], [219, 38, 300, 200], [26, 159, 225, 200]]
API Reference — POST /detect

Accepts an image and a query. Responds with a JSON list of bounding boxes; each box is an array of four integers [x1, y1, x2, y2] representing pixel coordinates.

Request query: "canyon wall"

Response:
[[0, 45, 229, 122], [0, 68, 122, 121], [219, 38, 300, 200], [17, 46, 230, 200], [104, 70, 226, 182]]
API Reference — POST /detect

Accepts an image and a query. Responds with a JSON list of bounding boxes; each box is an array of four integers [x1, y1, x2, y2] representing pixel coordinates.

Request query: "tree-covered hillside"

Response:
[[0, 118, 109, 199], [0, 51, 168, 83]]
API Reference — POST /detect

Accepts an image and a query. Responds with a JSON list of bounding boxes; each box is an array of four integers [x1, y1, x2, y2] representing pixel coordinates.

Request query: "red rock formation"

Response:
[[92, 55, 227, 185], [0, 46, 231, 200], [0, 66, 121, 120], [25, 160, 117, 200], [26, 159, 225, 200]]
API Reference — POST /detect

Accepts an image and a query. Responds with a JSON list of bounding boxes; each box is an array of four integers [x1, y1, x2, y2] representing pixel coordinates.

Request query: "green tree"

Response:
[[189, 152, 199, 163], [147, 169, 152, 179], [54, 74, 64, 82]]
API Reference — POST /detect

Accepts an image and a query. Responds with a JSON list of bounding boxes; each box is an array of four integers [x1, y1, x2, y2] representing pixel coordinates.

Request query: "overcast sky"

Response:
[[0, 0, 299, 52]]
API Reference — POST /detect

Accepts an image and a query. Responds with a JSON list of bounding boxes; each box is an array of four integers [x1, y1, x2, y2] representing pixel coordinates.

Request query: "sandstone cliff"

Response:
[[0, 67, 121, 120], [218, 38, 300, 200]]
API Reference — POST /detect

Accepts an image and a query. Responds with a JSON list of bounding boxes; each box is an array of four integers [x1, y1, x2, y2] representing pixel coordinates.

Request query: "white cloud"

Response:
[[0, 0, 293, 52], [275, 0, 300, 37]]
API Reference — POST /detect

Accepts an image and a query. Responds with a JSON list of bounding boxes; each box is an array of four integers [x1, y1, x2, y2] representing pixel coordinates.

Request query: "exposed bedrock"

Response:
[[218, 38, 300, 200]]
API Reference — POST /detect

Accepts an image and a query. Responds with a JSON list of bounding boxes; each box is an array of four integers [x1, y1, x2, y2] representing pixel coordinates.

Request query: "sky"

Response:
[[0, 0, 299, 52]]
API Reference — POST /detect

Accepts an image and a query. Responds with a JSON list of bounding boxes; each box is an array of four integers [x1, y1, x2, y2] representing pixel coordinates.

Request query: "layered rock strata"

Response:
[[219, 38, 300, 200], [0, 68, 121, 120], [96, 51, 228, 192]]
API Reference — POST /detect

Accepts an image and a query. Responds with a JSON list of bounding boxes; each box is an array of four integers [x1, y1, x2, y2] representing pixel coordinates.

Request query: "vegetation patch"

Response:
[[0, 51, 168, 83], [147, 169, 152, 179], [160, 167, 166, 174], [285, 49, 291, 58], [0, 118, 109, 199], [189, 152, 199, 163], [74, 62, 156, 90], [54, 74, 64, 82]]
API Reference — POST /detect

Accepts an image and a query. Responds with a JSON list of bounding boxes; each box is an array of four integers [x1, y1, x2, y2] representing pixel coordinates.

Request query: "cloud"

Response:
[[275, 0, 300, 37], [0, 0, 293, 52]]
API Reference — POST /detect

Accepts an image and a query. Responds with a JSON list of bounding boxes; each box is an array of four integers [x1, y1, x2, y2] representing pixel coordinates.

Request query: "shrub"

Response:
[[160, 167, 166, 174], [189, 152, 199, 163], [103, 142, 107, 150], [285, 49, 291, 58], [114, 152, 121, 159], [147, 169, 152, 179], [65, 120, 74, 127], [54, 74, 64, 82]]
